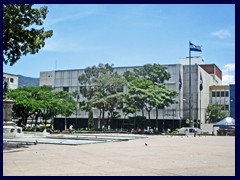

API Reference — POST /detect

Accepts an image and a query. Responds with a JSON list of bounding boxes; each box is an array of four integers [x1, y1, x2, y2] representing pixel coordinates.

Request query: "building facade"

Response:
[[209, 85, 230, 116], [3, 72, 18, 90], [40, 57, 224, 131]]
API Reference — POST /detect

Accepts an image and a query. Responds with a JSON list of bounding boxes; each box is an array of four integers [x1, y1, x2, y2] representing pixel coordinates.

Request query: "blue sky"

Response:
[[3, 4, 235, 84]]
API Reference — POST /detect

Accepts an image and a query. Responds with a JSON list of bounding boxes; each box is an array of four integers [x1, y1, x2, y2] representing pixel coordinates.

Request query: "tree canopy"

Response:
[[4, 86, 76, 127], [79, 63, 126, 128], [123, 64, 177, 120], [206, 103, 227, 124], [3, 4, 53, 65]]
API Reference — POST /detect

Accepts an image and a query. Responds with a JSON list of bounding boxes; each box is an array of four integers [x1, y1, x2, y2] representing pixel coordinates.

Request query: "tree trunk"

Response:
[[18, 118, 24, 126], [98, 109, 102, 129], [156, 107, 158, 120], [156, 107, 158, 131], [34, 113, 40, 127], [142, 108, 144, 117], [121, 114, 127, 129], [23, 116, 28, 126], [147, 110, 151, 120]]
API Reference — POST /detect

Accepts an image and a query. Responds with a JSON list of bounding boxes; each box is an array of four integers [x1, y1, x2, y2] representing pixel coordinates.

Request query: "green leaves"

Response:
[[78, 63, 178, 122], [78, 64, 127, 121], [5, 86, 76, 126], [123, 64, 177, 119], [206, 104, 227, 123], [3, 4, 53, 66]]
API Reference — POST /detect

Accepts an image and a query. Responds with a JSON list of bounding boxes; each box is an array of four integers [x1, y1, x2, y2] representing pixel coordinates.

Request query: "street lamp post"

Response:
[[76, 94, 79, 128], [162, 106, 167, 133]]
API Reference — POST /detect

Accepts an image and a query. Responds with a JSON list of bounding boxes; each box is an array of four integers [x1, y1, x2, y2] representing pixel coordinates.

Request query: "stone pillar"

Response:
[[3, 99, 16, 126]]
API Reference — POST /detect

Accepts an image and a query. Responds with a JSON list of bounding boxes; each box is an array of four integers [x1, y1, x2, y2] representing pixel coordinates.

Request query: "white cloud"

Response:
[[222, 74, 235, 85], [221, 63, 235, 85], [45, 9, 97, 27], [223, 64, 235, 71], [222, 64, 235, 74], [42, 37, 102, 53], [211, 29, 231, 39]]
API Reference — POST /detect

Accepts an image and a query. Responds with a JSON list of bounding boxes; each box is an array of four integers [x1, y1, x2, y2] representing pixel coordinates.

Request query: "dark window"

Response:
[[225, 105, 229, 110], [10, 78, 14, 83], [217, 91, 220, 97], [63, 87, 69, 92], [225, 91, 229, 97], [221, 91, 224, 97], [212, 92, 216, 97]]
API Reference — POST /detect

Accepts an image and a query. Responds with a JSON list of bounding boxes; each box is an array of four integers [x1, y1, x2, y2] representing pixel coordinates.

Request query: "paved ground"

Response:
[[3, 134, 235, 176]]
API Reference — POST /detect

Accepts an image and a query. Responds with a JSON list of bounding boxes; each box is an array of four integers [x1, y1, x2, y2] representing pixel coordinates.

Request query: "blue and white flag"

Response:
[[179, 71, 182, 91], [199, 73, 203, 91], [190, 42, 202, 52]]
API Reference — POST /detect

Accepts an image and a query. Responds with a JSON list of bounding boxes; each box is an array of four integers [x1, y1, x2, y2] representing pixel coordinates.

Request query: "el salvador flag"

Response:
[[190, 42, 202, 52], [199, 73, 203, 91], [179, 71, 182, 91]]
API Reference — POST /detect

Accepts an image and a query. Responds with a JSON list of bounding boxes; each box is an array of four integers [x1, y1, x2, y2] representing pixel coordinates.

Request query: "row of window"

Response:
[[3, 77, 14, 83], [63, 87, 230, 99], [212, 91, 229, 97]]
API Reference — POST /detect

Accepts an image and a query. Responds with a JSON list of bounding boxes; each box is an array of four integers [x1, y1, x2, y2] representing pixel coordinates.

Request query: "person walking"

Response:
[[69, 125, 73, 134]]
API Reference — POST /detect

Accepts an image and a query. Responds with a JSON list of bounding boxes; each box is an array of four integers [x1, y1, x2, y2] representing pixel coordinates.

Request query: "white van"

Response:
[[178, 127, 202, 135]]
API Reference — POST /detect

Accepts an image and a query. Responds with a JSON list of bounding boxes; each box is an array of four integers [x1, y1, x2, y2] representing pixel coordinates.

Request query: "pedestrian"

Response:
[[131, 128, 134, 134], [69, 125, 73, 134], [194, 129, 197, 137]]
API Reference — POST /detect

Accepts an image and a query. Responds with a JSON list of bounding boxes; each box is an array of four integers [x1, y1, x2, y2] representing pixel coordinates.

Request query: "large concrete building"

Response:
[[39, 56, 227, 132]]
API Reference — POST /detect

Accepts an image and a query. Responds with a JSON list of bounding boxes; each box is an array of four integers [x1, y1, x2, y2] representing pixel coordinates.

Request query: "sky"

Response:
[[3, 4, 235, 85]]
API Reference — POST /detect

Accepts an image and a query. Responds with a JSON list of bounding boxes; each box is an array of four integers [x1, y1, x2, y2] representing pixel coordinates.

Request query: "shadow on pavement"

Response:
[[3, 142, 35, 151]]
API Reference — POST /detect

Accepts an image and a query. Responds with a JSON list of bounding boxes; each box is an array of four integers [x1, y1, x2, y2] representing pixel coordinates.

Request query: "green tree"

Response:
[[206, 103, 227, 123], [79, 64, 126, 129], [133, 63, 171, 83], [91, 73, 126, 121], [124, 64, 177, 130], [5, 86, 76, 127], [3, 4, 53, 66]]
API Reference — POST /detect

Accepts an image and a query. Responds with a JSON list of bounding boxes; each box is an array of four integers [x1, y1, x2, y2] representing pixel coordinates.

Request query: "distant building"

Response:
[[3, 72, 18, 90], [209, 85, 230, 116], [40, 57, 224, 132]]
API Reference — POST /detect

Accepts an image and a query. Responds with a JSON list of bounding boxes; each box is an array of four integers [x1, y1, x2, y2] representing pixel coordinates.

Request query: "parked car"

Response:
[[178, 127, 202, 135]]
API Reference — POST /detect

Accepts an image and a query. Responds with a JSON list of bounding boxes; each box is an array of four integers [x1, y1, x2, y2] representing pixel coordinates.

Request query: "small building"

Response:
[[3, 72, 18, 90], [209, 85, 230, 116]]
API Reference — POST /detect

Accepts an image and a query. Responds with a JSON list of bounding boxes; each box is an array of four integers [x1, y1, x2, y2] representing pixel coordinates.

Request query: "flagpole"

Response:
[[200, 89, 201, 129], [179, 71, 181, 129], [199, 73, 202, 129], [189, 42, 202, 128], [189, 41, 192, 128], [179, 88, 181, 129]]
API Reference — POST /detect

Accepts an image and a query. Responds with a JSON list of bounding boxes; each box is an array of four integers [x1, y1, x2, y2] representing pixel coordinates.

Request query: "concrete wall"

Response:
[[39, 71, 55, 87], [3, 73, 18, 90]]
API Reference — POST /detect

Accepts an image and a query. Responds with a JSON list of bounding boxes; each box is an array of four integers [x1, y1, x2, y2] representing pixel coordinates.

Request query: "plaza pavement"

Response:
[[3, 134, 235, 176]]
